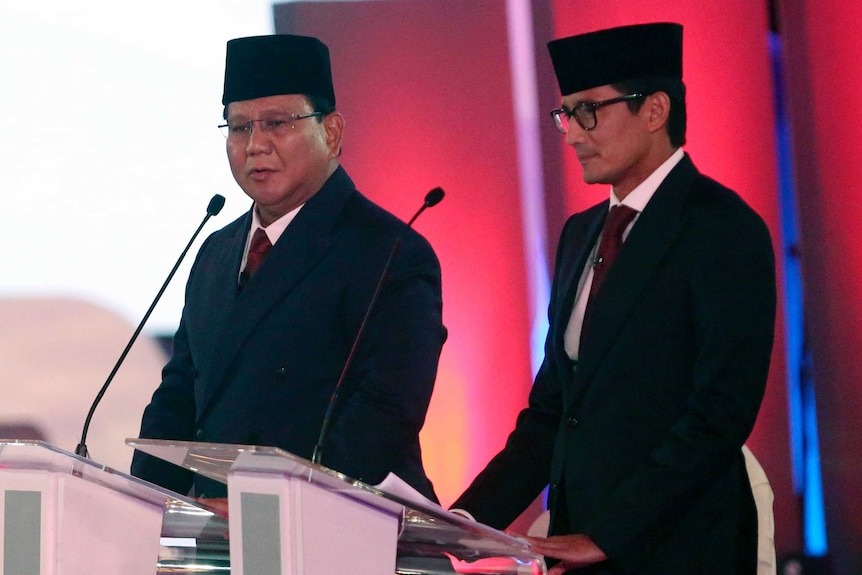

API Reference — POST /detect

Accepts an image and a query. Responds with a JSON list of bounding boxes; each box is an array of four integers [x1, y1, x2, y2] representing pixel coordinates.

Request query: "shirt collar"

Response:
[[249, 202, 304, 245], [610, 147, 685, 211]]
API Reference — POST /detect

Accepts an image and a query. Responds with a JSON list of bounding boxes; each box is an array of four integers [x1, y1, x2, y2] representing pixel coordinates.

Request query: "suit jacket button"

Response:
[[195, 428, 205, 441], [565, 417, 579, 428], [277, 367, 287, 376]]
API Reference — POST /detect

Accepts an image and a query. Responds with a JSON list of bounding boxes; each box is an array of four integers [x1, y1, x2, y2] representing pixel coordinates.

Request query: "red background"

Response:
[[277, 0, 862, 569]]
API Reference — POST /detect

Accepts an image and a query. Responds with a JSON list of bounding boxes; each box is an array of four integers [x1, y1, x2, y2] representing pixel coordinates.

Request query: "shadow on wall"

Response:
[[0, 297, 167, 473], [0, 423, 48, 440]]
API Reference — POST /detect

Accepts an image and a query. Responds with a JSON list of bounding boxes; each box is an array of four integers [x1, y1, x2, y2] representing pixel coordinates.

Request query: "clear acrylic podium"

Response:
[[128, 438, 545, 575], [0, 439, 229, 575]]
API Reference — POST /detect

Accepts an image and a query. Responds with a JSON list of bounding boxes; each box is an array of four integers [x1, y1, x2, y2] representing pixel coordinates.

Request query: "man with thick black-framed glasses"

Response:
[[453, 22, 776, 575]]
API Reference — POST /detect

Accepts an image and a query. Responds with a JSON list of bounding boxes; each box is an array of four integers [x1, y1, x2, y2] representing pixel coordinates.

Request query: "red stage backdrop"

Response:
[[275, 0, 535, 506]]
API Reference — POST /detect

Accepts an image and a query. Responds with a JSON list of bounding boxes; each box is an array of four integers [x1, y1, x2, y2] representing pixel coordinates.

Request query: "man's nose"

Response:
[[245, 124, 272, 152], [565, 123, 587, 146]]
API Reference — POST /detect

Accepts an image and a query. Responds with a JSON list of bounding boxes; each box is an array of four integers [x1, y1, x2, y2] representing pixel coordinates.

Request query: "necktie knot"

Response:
[[581, 204, 638, 339], [244, 227, 272, 278], [593, 205, 638, 272]]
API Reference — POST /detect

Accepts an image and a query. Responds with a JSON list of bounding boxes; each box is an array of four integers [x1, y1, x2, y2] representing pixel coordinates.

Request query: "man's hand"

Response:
[[195, 497, 229, 518], [522, 533, 607, 575], [448, 508, 476, 521]]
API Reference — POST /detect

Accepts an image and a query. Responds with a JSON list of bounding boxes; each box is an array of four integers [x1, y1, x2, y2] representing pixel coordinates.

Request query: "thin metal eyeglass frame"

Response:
[[218, 112, 323, 138], [550, 93, 645, 133]]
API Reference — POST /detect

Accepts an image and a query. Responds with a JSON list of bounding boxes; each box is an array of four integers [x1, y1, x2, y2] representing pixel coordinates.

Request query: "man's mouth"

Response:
[[249, 167, 275, 181]]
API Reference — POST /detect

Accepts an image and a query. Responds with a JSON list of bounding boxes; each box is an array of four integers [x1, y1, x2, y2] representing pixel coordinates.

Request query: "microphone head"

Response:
[[207, 194, 226, 216], [424, 187, 445, 208]]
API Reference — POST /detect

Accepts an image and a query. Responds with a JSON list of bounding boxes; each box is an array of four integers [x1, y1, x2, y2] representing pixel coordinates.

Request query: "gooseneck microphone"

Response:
[[312, 187, 445, 465], [74, 194, 225, 458]]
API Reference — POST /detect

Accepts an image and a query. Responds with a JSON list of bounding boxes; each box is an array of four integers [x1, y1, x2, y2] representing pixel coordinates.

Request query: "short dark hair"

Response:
[[611, 76, 687, 147], [305, 93, 336, 117], [222, 93, 336, 121]]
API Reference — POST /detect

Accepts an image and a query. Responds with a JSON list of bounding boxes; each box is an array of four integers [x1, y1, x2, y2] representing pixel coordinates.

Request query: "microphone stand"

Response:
[[75, 194, 225, 458], [312, 187, 444, 465]]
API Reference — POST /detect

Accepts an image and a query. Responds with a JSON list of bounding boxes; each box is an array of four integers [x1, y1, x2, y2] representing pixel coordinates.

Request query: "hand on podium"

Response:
[[448, 508, 476, 521], [444, 552, 542, 575], [196, 497, 229, 518], [520, 533, 607, 574]]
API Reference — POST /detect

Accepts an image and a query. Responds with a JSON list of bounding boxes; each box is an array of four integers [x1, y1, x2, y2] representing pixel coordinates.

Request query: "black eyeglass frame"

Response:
[[218, 112, 323, 138], [550, 93, 645, 133]]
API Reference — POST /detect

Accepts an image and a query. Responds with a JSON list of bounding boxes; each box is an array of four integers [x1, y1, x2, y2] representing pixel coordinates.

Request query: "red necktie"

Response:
[[244, 228, 272, 278], [582, 204, 638, 332]]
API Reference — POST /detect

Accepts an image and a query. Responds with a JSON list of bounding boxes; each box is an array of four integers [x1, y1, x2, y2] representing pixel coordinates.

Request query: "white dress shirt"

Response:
[[564, 148, 684, 360]]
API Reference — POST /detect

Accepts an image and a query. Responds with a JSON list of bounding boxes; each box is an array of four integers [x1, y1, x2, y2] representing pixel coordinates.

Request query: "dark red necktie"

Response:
[[244, 228, 272, 278], [582, 204, 638, 332]]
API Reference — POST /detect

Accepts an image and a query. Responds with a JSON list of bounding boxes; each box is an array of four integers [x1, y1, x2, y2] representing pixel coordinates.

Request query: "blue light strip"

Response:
[[769, 31, 828, 556]]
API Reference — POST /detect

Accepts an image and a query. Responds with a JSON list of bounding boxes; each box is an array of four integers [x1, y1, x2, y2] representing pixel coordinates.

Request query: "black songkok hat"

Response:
[[222, 34, 336, 107], [548, 23, 683, 95]]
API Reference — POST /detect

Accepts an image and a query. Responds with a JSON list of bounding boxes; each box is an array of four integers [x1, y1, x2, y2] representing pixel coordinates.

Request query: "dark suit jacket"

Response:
[[453, 155, 776, 574], [131, 166, 446, 501]]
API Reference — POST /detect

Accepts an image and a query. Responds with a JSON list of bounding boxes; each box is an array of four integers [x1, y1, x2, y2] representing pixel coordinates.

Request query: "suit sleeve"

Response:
[[449, 355, 561, 528], [129, 242, 212, 494], [320, 232, 447, 499], [449, 217, 584, 528]]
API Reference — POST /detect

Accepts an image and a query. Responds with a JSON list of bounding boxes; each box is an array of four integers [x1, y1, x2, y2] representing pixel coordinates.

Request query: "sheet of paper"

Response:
[[373, 472, 443, 511]]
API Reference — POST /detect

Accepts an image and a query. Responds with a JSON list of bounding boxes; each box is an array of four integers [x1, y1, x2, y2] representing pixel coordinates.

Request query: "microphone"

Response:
[[312, 187, 445, 465], [74, 194, 225, 458]]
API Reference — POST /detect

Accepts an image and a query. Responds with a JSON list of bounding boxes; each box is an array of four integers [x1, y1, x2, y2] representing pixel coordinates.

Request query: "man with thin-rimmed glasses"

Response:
[[131, 34, 446, 505]]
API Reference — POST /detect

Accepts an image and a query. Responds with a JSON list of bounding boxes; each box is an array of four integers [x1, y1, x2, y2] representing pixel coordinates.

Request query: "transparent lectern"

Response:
[[128, 438, 545, 575], [0, 440, 229, 575]]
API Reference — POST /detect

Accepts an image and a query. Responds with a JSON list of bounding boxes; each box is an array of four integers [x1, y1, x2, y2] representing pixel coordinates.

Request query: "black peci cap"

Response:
[[222, 34, 336, 107], [548, 23, 683, 96]]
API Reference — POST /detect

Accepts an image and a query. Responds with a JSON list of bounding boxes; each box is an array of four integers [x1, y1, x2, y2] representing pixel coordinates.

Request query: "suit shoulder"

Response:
[[190, 211, 249, 259], [343, 190, 438, 253], [557, 201, 606, 246], [689, 174, 756, 214], [688, 174, 771, 235], [209, 211, 250, 240], [677, 176, 775, 272], [562, 201, 606, 230]]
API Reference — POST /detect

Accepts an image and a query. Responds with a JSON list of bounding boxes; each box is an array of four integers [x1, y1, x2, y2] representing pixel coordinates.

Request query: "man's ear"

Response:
[[643, 91, 671, 134], [324, 112, 345, 158]]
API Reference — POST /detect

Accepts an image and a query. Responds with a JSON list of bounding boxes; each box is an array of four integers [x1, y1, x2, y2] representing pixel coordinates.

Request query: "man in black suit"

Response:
[[452, 23, 776, 574], [131, 34, 446, 501]]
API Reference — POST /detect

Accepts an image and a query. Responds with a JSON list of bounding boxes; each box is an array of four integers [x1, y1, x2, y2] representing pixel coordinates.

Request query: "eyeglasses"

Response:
[[550, 93, 644, 133], [218, 112, 323, 139]]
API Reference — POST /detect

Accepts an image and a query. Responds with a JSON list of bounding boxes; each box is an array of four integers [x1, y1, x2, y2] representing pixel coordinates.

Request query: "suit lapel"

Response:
[[197, 168, 355, 416], [552, 202, 606, 376], [574, 156, 699, 393]]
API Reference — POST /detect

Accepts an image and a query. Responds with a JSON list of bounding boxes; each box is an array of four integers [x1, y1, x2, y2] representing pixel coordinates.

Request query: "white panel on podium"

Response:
[[128, 438, 546, 575], [0, 441, 164, 575], [228, 469, 399, 575]]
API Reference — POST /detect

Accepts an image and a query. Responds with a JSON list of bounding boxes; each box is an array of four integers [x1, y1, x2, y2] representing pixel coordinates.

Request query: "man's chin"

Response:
[[580, 171, 604, 186]]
